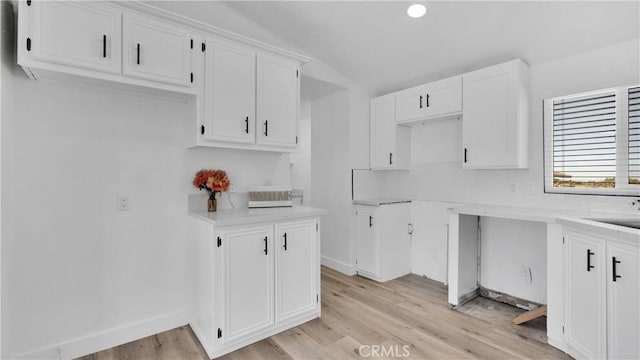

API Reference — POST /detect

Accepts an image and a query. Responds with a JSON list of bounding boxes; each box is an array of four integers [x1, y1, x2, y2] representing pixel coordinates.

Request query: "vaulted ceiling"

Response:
[[224, 1, 639, 95]]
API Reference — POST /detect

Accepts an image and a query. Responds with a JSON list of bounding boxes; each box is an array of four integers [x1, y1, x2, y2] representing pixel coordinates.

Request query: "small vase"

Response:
[[208, 195, 217, 212]]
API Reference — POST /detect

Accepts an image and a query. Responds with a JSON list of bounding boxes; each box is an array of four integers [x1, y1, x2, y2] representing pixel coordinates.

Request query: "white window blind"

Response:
[[629, 86, 640, 184], [544, 84, 640, 196], [552, 90, 617, 188]]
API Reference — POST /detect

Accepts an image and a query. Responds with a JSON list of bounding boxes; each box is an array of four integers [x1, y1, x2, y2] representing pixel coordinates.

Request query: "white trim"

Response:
[[320, 255, 356, 275], [13, 310, 188, 360]]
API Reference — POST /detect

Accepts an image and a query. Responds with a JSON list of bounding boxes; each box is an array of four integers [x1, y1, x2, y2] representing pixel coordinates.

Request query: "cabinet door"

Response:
[[565, 230, 607, 360], [221, 226, 274, 343], [462, 59, 527, 169], [356, 208, 378, 276], [370, 94, 396, 169], [256, 53, 299, 147], [203, 40, 256, 144], [607, 241, 640, 360], [275, 220, 318, 323], [123, 14, 192, 86], [395, 85, 427, 123], [25, 1, 121, 74], [424, 76, 462, 119]]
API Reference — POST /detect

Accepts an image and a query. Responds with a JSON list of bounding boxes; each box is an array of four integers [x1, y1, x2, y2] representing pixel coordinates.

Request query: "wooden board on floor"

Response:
[[513, 305, 548, 325]]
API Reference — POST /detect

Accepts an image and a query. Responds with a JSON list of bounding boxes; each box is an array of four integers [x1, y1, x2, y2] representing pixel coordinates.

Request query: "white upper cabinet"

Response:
[[256, 53, 299, 148], [20, 1, 122, 74], [395, 76, 462, 124], [370, 94, 410, 170], [122, 14, 193, 86], [462, 59, 529, 169], [395, 85, 428, 124], [423, 76, 463, 119], [16, 1, 307, 152], [203, 39, 256, 144]]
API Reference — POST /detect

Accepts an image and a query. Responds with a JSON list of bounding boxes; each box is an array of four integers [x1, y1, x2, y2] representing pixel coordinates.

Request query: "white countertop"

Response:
[[352, 198, 412, 206], [449, 203, 640, 236], [189, 206, 327, 227]]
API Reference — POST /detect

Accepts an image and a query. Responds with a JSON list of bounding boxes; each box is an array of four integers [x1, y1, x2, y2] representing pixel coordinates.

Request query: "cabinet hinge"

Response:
[[217, 236, 222, 247], [316, 294, 319, 303], [26, 0, 31, 6], [201, 125, 205, 135], [296, 136, 298, 144], [562, 236, 565, 244], [26, 37, 31, 51], [217, 328, 222, 338], [190, 39, 193, 49], [190, 72, 194, 83], [562, 326, 564, 334], [296, 70, 299, 78], [316, 223, 318, 231], [201, 42, 206, 52]]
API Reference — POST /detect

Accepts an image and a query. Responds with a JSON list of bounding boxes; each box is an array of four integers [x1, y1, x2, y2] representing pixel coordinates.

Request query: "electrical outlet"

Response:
[[117, 195, 130, 211], [525, 182, 534, 193], [521, 266, 532, 284]]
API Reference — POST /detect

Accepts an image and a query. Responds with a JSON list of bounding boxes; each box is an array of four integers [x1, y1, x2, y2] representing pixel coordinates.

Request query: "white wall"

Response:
[[381, 39, 640, 302], [308, 79, 353, 272], [0, 2, 9, 357], [479, 217, 547, 304], [290, 88, 312, 206]]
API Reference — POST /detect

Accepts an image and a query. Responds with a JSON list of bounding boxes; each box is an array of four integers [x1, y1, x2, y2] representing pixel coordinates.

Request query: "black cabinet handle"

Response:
[[102, 35, 107, 58], [389, 152, 393, 165], [369, 215, 373, 227], [464, 148, 468, 163], [612, 257, 621, 281], [587, 249, 595, 271], [426, 93, 430, 107], [264, 236, 268, 255], [264, 120, 268, 136], [136, 43, 140, 65], [283, 233, 287, 251], [245, 117, 249, 134], [419, 95, 423, 109]]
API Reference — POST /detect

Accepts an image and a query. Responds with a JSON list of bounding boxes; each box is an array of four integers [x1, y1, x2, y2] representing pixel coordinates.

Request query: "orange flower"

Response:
[[193, 169, 230, 193]]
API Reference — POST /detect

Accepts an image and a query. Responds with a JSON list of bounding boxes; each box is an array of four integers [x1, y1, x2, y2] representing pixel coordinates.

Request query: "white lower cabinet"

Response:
[[221, 225, 274, 343], [564, 227, 639, 360], [191, 216, 320, 359], [275, 221, 318, 322], [354, 203, 411, 282]]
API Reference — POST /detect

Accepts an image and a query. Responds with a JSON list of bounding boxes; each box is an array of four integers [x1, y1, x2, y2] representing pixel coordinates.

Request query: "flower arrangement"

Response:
[[193, 169, 230, 208]]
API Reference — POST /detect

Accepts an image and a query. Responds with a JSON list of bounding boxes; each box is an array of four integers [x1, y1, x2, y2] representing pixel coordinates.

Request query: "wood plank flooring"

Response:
[[78, 266, 571, 360]]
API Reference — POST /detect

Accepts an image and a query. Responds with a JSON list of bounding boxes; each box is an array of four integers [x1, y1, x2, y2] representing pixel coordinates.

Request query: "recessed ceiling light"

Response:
[[407, 4, 427, 18]]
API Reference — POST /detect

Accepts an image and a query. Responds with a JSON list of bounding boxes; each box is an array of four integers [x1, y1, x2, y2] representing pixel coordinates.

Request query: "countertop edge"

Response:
[[188, 206, 327, 227]]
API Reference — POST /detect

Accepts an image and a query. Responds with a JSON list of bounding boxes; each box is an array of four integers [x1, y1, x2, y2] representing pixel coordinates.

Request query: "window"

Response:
[[544, 85, 640, 196]]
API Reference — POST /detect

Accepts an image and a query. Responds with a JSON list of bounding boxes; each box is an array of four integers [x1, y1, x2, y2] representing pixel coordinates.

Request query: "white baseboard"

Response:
[[321, 255, 356, 275], [14, 310, 188, 360]]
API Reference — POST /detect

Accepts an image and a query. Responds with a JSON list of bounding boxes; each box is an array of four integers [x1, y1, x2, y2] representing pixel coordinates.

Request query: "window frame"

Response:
[[543, 84, 640, 197]]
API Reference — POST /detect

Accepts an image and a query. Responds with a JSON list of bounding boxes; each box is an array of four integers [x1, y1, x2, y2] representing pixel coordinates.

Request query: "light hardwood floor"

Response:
[[78, 266, 571, 360]]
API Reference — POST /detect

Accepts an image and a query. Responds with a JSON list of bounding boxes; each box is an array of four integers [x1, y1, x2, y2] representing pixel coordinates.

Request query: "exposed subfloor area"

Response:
[[78, 266, 570, 359]]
